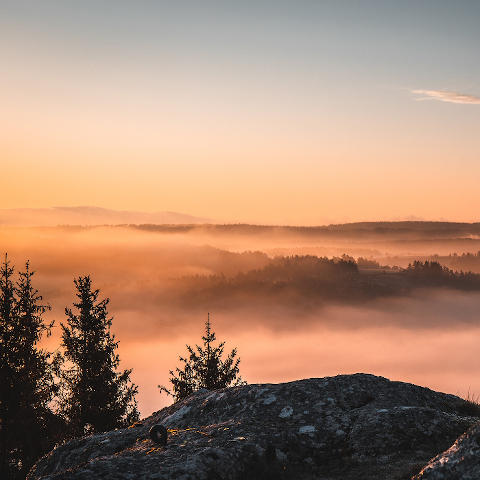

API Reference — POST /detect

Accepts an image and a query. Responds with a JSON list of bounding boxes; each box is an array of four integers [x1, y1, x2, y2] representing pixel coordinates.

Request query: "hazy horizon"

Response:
[[0, 205, 478, 227]]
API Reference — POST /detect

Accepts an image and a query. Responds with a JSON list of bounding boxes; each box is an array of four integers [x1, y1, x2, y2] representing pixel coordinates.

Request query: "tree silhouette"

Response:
[[159, 314, 244, 402], [60, 276, 139, 437], [0, 256, 60, 480]]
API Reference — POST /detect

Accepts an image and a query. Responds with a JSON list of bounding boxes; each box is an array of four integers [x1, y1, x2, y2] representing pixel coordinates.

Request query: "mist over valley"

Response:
[[2, 220, 480, 415]]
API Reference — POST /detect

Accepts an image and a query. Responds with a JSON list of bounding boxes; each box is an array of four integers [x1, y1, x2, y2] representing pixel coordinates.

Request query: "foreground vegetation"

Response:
[[159, 315, 244, 402], [0, 254, 245, 479], [0, 256, 138, 480]]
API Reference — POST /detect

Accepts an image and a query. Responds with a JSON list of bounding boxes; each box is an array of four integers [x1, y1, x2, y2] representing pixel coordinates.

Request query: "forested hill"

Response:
[[175, 256, 480, 309], [27, 221, 480, 236], [133, 221, 480, 239]]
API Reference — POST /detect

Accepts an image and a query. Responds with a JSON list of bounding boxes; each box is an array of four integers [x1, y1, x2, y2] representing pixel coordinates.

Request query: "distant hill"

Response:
[[134, 221, 480, 239], [175, 256, 480, 311], [3, 210, 480, 239], [0, 206, 210, 226]]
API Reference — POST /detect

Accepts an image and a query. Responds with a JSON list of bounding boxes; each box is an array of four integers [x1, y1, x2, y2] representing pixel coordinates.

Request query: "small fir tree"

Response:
[[60, 276, 139, 437], [159, 314, 244, 402]]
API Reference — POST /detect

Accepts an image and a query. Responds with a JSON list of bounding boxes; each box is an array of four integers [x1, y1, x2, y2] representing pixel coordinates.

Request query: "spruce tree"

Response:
[[0, 254, 16, 479], [159, 314, 244, 402], [60, 276, 139, 437], [0, 256, 60, 480]]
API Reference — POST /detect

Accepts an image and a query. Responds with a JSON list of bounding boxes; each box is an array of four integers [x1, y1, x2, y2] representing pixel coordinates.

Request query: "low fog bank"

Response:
[[35, 272, 480, 416], [122, 314, 480, 415], [4, 222, 480, 259], [132, 223, 480, 257], [2, 226, 480, 337], [3, 225, 480, 416]]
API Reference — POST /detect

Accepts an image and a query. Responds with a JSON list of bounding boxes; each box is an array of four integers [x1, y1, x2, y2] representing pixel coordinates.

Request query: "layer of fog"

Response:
[[2, 225, 480, 416], [124, 320, 480, 416], [38, 296, 480, 416]]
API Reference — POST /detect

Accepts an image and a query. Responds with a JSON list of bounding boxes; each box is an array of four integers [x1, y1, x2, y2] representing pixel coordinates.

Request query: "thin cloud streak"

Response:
[[412, 89, 480, 104]]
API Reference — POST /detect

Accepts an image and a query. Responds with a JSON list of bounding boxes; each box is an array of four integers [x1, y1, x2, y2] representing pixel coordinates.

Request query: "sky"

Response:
[[1, 0, 479, 225]]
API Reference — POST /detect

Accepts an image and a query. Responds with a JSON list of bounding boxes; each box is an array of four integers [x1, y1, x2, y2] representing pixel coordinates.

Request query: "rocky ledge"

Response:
[[413, 422, 480, 480], [28, 374, 480, 480]]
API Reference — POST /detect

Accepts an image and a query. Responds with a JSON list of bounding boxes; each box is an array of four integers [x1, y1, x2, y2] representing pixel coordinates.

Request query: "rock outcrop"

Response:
[[413, 422, 480, 479], [28, 374, 480, 480]]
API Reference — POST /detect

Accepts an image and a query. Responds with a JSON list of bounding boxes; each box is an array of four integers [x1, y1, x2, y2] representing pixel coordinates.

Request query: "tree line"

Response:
[[0, 255, 243, 480]]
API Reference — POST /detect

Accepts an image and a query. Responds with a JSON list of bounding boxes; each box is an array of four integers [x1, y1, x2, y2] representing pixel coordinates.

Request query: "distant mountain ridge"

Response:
[[0, 206, 211, 226]]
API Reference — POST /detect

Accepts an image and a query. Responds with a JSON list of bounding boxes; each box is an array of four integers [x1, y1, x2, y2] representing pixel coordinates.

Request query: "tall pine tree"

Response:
[[159, 314, 244, 402], [60, 276, 139, 437], [0, 254, 16, 479], [0, 256, 60, 480]]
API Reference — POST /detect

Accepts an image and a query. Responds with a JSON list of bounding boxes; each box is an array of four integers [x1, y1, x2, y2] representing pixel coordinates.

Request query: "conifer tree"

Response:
[[0, 256, 60, 480], [159, 314, 244, 402], [60, 276, 139, 437], [0, 254, 16, 479]]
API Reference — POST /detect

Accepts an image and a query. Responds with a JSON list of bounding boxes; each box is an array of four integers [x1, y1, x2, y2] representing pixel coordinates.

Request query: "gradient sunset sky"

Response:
[[1, 1, 479, 225]]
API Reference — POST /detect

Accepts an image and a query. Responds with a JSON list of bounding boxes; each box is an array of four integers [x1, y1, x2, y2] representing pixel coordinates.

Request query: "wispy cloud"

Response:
[[412, 89, 480, 105]]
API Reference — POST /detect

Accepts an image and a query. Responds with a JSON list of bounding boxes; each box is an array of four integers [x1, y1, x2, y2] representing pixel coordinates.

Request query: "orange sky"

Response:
[[1, 2, 479, 224]]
